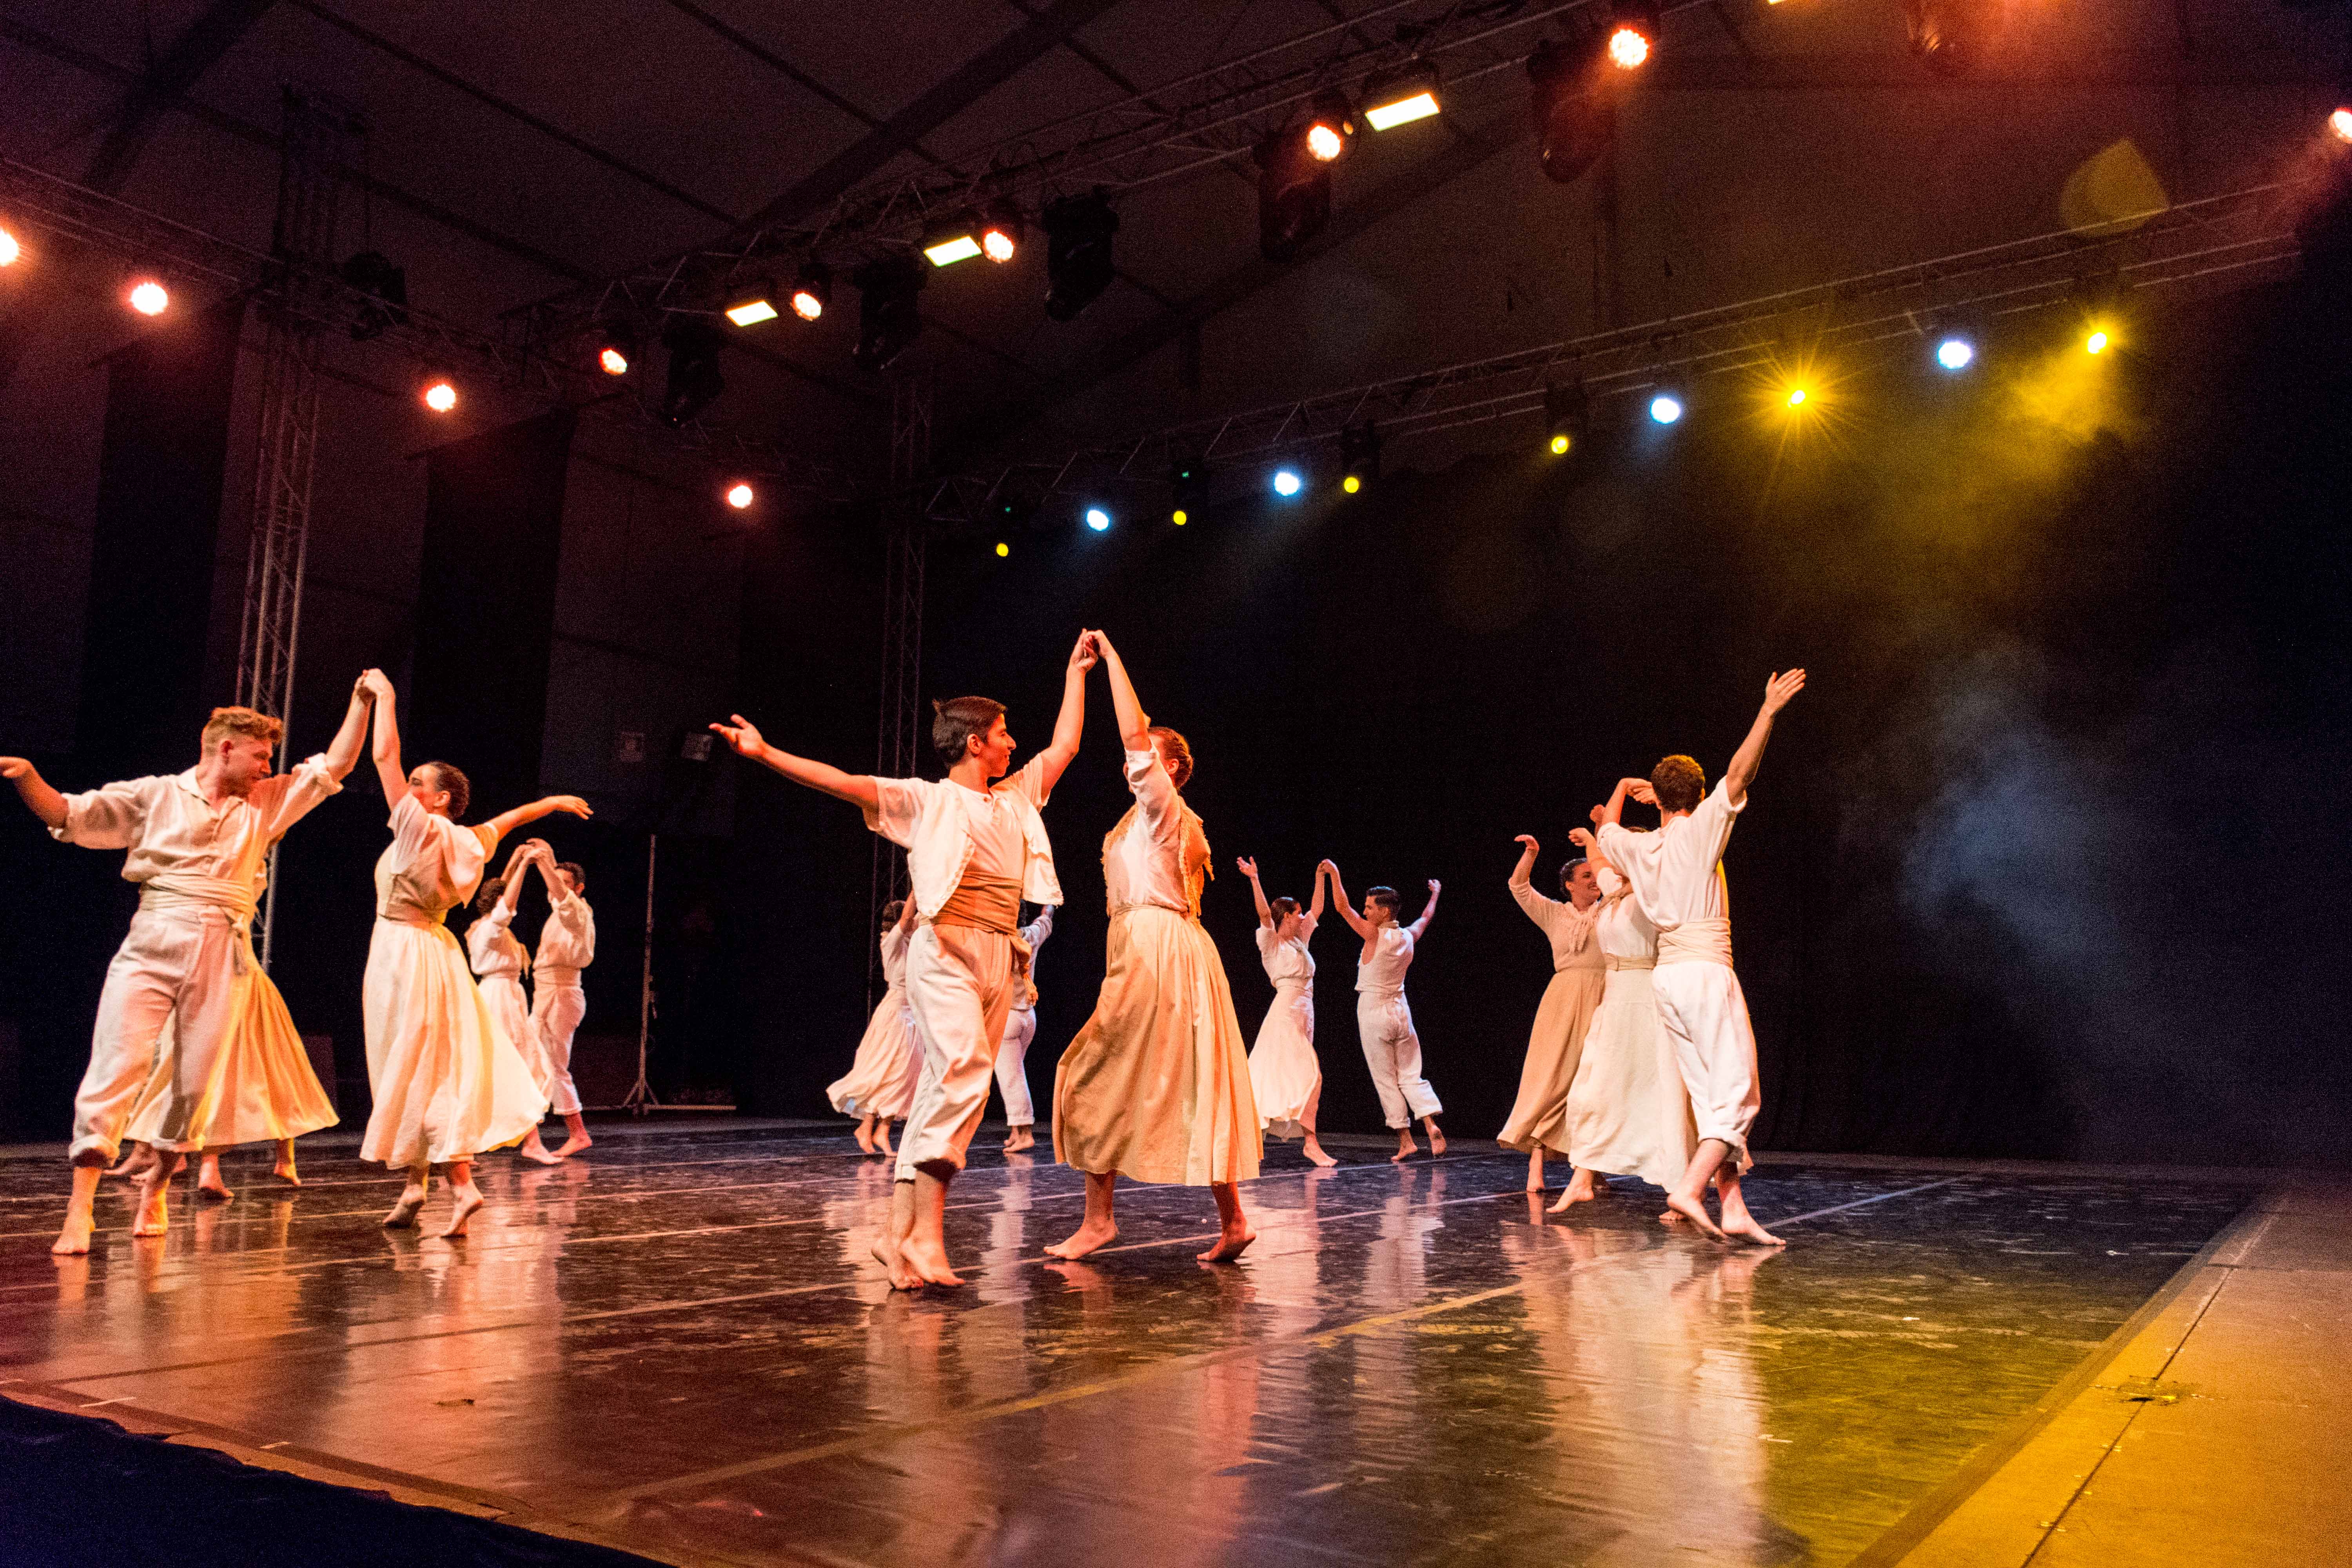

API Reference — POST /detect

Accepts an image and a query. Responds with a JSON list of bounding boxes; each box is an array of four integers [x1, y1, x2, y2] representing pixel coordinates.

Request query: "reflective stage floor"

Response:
[[0, 1128, 2258, 1566]]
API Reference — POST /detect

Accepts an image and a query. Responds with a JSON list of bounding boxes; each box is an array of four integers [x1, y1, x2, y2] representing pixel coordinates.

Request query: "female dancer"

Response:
[[1237, 856, 1336, 1167], [1497, 835, 1608, 1192], [1048, 630, 1260, 1262], [356, 670, 586, 1237], [466, 842, 563, 1165], [828, 897, 922, 1156], [1555, 822, 1697, 1210]]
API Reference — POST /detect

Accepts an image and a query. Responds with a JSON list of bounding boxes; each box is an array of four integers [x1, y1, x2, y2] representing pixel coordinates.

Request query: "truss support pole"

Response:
[[868, 362, 932, 1005]]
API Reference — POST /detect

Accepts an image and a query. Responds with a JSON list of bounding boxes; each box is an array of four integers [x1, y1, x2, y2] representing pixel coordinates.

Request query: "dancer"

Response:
[[995, 902, 1054, 1153], [4, 683, 370, 1253], [466, 842, 563, 1165], [1497, 835, 1608, 1192], [828, 897, 922, 1156], [1553, 819, 1696, 1210], [1596, 668, 1806, 1245], [1047, 630, 1259, 1263], [1237, 856, 1336, 1168], [527, 850, 596, 1159], [1325, 862, 1446, 1161], [712, 630, 1094, 1289], [357, 670, 584, 1238]]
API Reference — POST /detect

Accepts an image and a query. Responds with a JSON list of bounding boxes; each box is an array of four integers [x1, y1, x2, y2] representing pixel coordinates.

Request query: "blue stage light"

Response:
[[1085, 507, 1111, 531], [1936, 336, 1976, 371], [1272, 469, 1303, 497], [1648, 394, 1683, 425]]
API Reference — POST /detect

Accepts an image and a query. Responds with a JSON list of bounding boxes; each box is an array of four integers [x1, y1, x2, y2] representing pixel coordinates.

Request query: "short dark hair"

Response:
[[880, 898, 906, 929], [1366, 886, 1401, 917], [1651, 754, 1706, 815], [557, 861, 586, 890], [1559, 857, 1588, 895], [931, 696, 1006, 767], [1270, 895, 1300, 923], [423, 760, 471, 819], [474, 875, 506, 911]]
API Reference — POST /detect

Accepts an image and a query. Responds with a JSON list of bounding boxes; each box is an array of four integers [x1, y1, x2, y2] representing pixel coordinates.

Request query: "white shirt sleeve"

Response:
[[1022, 904, 1055, 949], [1123, 748, 1177, 830], [52, 775, 161, 849], [1004, 753, 1054, 811], [252, 753, 344, 841], [1690, 779, 1746, 863], [862, 776, 927, 849]]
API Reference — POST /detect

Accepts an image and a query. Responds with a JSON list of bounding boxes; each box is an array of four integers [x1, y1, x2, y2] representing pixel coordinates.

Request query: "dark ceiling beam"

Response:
[[952, 109, 1532, 459], [284, 0, 741, 223], [78, 0, 280, 192], [659, 0, 940, 155]]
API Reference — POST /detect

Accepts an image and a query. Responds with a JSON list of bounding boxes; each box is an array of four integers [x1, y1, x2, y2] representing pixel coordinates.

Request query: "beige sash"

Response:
[[1657, 917, 1733, 967], [1605, 953, 1657, 971]]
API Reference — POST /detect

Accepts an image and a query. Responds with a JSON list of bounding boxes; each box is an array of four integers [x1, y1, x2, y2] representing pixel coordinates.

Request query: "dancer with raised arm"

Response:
[[357, 670, 586, 1238], [1497, 835, 1608, 1192], [1326, 862, 1446, 1161], [829, 897, 922, 1156], [714, 631, 1093, 1289], [1596, 669, 1806, 1245], [4, 682, 370, 1253], [1238, 857, 1336, 1168], [995, 901, 1054, 1152], [1047, 630, 1260, 1262], [1552, 818, 1696, 1211], [527, 850, 597, 1159], [467, 842, 563, 1165]]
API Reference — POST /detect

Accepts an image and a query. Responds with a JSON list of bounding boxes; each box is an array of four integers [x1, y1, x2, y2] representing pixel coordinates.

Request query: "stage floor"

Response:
[[0, 1129, 2254, 1566]]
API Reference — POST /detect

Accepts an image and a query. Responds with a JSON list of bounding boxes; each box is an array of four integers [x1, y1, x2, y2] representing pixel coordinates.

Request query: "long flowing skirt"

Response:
[[479, 973, 548, 1101], [829, 986, 919, 1119], [1497, 964, 1606, 1155], [1563, 967, 1699, 1188], [1247, 984, 1320, 1140], [1053, 906, 1262, 1185], [361, 920, 548, 1168], [125, 968, 338, 1149]]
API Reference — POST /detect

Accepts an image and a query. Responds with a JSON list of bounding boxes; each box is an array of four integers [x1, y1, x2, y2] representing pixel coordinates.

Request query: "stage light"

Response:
[[593, 313, 638, 376], [852, 256, 926, 372], [1936, 336, 1975, 371], [1607, 0, 1661, 70], [1256, 128, 1332, 261], [790, 261, 831, 321], [1606, 28, 1649, 69], [1172, 509, 1189, 526], [660, 315, 728, 425], [725, 482, 754, 509], [1544, 380, 1590, 456], [1085, 507, 1111, 531], [980, 201, 1023, 263], [1341, 421, 1382, 489], [1785, 386, 1809, 408], [1649, 392, 1684, 425], [1528, 31, 1618, 185], [1272, 468, 1303, 497], [0, 227, 18, 267], [1043, 192, 1119, 321], [340, 250, 408, 341], [1305, 89, 1356, 162], [996, 541, 1010, 557], [724, 278, 779, 326], [1341, 475, 1361, 494], [924, 214, 982, 268], [128, 279, 169, 316], [2085, 328, 2109, 355], [422, 379, 457, 412], [2330, 107, 2352, 145], [1361, 61, 1441, 131]]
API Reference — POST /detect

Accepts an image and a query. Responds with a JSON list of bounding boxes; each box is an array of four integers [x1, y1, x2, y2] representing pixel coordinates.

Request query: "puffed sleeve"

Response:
[[51, 776, 162, 849], [1122, 747, 1178, 829], [862, 776, 926, 849], [253, 753, 343, 840], [1254, 925, 1277, 960], [1002, 754, 1053, 811]]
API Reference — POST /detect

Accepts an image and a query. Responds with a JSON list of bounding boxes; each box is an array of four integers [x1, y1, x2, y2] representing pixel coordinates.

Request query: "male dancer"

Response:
[[1325, 862, 1446, 1161], [4, 679, 373, 1253], [995, 902, 1054, 1153], [712, 631, 1093, 1288], [1596, 668, 1806, 1245], [528, 852, 596, 1159]]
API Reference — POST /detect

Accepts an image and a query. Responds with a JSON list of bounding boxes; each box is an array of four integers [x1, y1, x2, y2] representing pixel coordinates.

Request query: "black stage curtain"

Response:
[[410, 408, 575, 819]]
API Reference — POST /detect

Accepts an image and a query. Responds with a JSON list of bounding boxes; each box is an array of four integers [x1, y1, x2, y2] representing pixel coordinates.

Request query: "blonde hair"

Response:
[[201, 706, 282, 749]]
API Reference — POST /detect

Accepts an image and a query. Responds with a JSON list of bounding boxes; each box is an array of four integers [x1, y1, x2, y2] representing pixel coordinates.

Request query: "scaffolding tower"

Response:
[[867, 361, 931, 1004], [235, 90, 359, 969]]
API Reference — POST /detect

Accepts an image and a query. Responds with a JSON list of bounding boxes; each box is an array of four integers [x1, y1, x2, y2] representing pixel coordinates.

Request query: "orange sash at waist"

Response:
[[932, 874, 1020, 935]]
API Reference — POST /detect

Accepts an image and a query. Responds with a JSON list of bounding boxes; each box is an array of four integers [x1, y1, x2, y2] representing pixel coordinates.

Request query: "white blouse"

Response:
[[1256, 915, 1317, 991], [1101, 748, 1208, 917]]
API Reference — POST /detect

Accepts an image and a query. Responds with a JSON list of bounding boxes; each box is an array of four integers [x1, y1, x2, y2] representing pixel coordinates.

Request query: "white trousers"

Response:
[[1357, 992, 1441, 1129], [996, 1004, 1037, 1127], [897, 924, 1016, 1179], [1651, 961, 1760, 1166], [530, 982, 586, 1117], [74, 907, 240, 1160]]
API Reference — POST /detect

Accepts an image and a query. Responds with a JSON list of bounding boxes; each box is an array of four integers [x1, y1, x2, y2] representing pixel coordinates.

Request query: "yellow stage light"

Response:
[[981, 227, 1017, 263], [1786, 387, 1808, 407], [996, 541, 1010, 557], [924, 234, 982, 267], [1365, 90, 1438, 131], [1343, 475, 1361, 494], [422, 379, 457, 412], [128, 279, 169, 316], [1172, 509, 1188, 526], [1549, 432, 1572, 455], [725, 298, 778, 326], [2086, 328, 2109, 355]]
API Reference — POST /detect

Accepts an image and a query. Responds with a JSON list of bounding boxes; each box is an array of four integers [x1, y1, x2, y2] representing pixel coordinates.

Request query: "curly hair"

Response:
[[1650, 754, 1707, 815], [474, 875, 506, 912]]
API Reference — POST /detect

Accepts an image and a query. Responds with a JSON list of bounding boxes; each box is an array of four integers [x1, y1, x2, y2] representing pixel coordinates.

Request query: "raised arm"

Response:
[[320, 676, 374, 782], [1091, 630, 1148, 752], [1509, 834, 1540, 888], [1237, 856, 1273, 928], [486, 794, 593, 843], [1321, 859, 1372, 937], [362, 670, 406, 811], [1306, 862, 1329, 927], [1406, 878, 1442, 940], [0, 759, 69, 832], [1722, 668, 1807, 809], [710, 714, 880, 810], [1033, 632, 1099, 795], [1568, 824, 1613, 875], [496, 841, 544, 917]]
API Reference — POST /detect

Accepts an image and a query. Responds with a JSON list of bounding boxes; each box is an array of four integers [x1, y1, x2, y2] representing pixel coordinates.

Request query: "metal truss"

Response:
[[913, 178, 2310, 526], [868, 361, 933, 1004]]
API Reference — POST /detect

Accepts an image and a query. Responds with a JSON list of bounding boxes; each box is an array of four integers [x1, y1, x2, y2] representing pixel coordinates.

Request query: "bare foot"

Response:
[[898, 1233, 965, 1287], [869, 1230, 921, 1291], [271, 1154, 301, 1186], [1549, 1172, 1598, 1212], [1003, 1127, 1036, 1153], [519, 1133, 561, 1166], [1044, 1218, 1118, 1260], [554, 1133, 593, 1159], [106, 1146, 156, 1181], [1664, 1191, 1729, 1241], [440, 1186, 485, 1238], [52, 1214, 94, 1255], [196, 1160, 233, 1201], [1197, 1223, 1256, 1264], [1302, 1136, 1338, 1168], [876, 1130, 895, 1158], [132, 1185, 171, 1238], [1720, 1214, 1786, 1247], [1391, 1130, 1419, 1163], [382, 1187, 427, 1229], [853, 1121, 876, 1155], [1427, 1124, 1447, 1156]]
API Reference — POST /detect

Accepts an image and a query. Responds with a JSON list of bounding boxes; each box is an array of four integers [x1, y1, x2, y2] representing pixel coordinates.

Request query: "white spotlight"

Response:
[[1271, 469, 1303, 497], [1648, 394, 1683, 425], [1085, 507, 1111, 532]]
